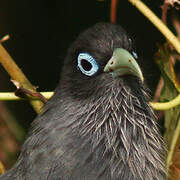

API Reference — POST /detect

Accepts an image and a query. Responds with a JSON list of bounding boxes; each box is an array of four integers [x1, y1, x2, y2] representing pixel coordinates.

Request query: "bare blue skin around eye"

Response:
[[77, 53, 99, 76]]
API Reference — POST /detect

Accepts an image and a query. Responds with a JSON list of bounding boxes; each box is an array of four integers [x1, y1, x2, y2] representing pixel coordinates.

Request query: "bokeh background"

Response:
[[0, 0, 172, 169]]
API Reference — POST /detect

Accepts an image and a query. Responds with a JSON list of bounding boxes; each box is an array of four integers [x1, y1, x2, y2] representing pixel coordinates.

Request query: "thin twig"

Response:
[[153, 77, 164, 102], [110, 0, 118, 23], [152, 1, 167, 103], [0, 90, 179, 111], [166, 116, 180, 169], [0, 92, 53, 101], [161, 0, 169, 24], [11, 80, 48, 104], [15, 88, 48, 104]]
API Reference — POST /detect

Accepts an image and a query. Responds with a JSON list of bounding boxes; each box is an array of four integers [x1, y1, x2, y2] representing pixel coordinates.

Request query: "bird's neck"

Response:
[[57, 80, 166, 180]]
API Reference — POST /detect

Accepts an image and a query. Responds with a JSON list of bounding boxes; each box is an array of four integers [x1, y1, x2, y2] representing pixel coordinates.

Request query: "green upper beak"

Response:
[[104, 48, 144, 81]]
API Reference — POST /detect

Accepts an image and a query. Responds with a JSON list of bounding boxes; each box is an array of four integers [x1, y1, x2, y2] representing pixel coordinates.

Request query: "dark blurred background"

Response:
[[0, 0, 166, 168]]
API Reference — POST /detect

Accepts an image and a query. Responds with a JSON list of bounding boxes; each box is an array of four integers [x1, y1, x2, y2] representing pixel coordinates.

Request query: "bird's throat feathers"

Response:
[[50, 77, 166, 180]]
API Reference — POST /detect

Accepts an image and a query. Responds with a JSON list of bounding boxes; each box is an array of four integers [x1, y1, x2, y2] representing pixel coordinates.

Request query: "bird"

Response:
[[0, 23, 166, 180]]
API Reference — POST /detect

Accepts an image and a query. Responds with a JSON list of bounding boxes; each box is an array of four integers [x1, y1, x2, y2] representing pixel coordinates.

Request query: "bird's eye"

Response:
[[77, 53, 99, 76]]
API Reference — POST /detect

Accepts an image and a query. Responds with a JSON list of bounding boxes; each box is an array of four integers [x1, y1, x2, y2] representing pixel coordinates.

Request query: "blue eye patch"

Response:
[[77, 53, 99, 76]]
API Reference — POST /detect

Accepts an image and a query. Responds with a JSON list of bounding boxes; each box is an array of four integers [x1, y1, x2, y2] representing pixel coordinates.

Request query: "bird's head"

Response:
[[59, 23, 144, 101], [54, 22, 152, 150]]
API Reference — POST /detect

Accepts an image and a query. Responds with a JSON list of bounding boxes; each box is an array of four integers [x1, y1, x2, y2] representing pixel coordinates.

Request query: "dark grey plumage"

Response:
[[0, 23, 166, 180]]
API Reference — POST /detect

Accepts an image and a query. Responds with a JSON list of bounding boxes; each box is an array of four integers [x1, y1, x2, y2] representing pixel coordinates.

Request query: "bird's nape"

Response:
[[0, 23, 166, 180]]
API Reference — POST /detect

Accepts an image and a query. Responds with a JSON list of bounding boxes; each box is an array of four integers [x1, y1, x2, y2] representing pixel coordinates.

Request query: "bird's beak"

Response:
[[104, 48, 144, 81]]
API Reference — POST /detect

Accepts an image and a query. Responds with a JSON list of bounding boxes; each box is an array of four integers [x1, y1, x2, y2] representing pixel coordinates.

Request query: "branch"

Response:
[[153, 77, 164, 102], [161, 0, 169, 24], [110, 0, 118, 23], [150, 93, 180, 110], [0, 43, 44, 113], [128, 0, 180, 55], [0, 92, 53, 101], [11, 80, 48, 104], [166, 116, 180, 169], [0, 90, 180, 111]]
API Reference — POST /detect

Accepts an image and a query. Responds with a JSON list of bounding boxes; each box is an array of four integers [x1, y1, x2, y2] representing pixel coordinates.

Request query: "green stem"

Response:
[[1, 91, 180, 111], [0, 92, 53, 101], [150, 93, 180, 110], [166, 116, 180, 169]]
